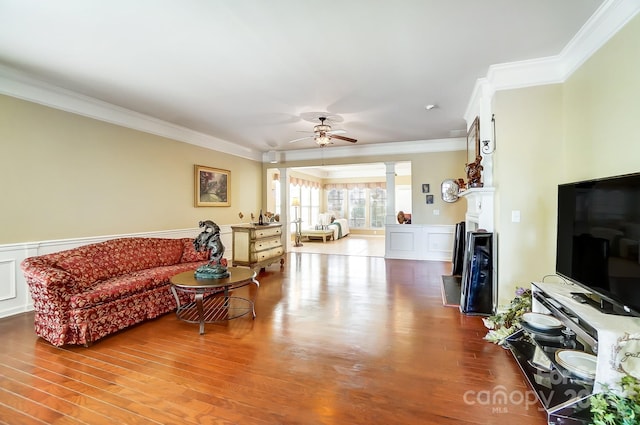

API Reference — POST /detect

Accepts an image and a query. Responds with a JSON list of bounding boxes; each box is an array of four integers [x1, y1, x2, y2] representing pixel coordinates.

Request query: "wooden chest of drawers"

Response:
[[231, 223, 285, 270]]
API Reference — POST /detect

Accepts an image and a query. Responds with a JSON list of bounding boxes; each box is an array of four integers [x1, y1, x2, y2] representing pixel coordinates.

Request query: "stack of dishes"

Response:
[[555, 349, 597, 380], [520, 312, 564, 335]]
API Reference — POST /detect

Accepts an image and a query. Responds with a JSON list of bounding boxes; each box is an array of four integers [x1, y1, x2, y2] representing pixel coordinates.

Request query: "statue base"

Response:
[[194, 264, 230, 279]]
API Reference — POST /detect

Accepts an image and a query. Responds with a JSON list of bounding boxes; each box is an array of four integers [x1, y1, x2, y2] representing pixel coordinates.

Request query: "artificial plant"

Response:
[[590, 374, 640, 425], [483, 286, 532, 345]]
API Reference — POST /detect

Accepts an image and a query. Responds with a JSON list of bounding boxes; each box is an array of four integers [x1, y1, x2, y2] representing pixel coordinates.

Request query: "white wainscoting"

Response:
[[385, 224, 454, 261], [0, 226, 234, 319]]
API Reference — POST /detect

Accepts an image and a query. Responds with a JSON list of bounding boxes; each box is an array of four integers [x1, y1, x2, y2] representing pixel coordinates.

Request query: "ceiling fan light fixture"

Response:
[[315, 134, 331, 146], [288, 115, 356, 146], [314, 124, 331, 133]]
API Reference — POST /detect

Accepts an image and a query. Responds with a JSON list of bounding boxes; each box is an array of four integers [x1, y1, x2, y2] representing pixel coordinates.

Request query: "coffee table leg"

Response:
[[195, 293, 205, 334], [170, 286, 181, 312], [251, 277, 260, 318]]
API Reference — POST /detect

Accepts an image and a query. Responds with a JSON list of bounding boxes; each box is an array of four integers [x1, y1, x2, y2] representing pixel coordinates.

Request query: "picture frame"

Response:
[[426, 194, 434, 204], [194, 165, 230, 207], [421, 184, 430, 193], [467, 116, 480, 166]]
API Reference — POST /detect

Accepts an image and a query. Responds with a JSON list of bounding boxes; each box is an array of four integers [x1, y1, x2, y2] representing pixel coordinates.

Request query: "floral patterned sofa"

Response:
[[21, 237, 209, 346]]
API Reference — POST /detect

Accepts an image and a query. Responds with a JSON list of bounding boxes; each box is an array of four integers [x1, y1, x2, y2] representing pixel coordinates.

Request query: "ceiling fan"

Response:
[[288, 117, 357, 147]]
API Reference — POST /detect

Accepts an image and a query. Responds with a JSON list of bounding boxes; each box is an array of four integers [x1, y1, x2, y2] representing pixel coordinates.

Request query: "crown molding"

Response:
[[1, 62, 460, 163], [0, 64, 262, 161], [465, 0, 640, 123], [265, 138, 466, 164]]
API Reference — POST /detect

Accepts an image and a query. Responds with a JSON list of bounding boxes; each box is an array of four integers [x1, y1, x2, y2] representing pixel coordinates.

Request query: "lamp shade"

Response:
[[291, 197, 300, 207]]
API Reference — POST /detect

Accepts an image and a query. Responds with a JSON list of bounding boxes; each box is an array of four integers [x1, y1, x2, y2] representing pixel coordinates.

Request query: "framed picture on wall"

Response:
[[422, 184, 430, 193], [426, 195, 434, 204], [194, 165, 230, 207], [467, 116, 480, 166]]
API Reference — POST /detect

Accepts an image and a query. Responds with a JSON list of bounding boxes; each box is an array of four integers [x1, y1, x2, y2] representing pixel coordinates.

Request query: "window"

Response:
[[348, 188, 366, 228], [369, 188, 386, 228], [330, 186, 387, 229], [300, 185, 311, 226], [311, 186, 320, 226], [327, 189, 345, 218], [290, 182, 320, 230]]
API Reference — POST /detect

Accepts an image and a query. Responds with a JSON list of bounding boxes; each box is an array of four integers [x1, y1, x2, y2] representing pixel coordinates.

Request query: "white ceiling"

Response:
[[0, 0, 613, 158]]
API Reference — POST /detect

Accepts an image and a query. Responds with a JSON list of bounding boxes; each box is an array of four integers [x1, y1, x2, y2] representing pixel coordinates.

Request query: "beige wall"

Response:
[[492, 13, 640, 307], [563, 12, 640, 181], [493, 85, 565, 306], [409, 151, 467, 225], [0, 95, 262, 244]]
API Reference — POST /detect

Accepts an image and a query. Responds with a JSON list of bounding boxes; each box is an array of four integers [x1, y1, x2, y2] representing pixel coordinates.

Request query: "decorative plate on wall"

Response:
[[441, 179, 459, 203]]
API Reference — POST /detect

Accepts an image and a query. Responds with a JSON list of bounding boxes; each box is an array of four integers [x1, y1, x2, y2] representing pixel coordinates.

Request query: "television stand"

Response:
[[504, 281, 640, 424], [569, 292, 634, 316]]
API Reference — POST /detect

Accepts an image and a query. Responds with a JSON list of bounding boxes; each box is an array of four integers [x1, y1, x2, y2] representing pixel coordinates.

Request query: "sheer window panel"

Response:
[[369, 188, 387, 228], [348, 188, 366, 228]]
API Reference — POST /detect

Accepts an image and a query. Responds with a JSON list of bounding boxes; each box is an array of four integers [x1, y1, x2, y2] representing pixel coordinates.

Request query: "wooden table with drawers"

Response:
[[231, 223, 285, 271]]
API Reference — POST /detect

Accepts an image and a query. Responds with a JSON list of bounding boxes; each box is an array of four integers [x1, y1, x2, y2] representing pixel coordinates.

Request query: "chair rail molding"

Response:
[[385, 224, 454, 261]]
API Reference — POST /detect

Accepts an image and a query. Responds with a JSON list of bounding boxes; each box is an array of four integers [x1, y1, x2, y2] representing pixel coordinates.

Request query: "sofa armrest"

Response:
[[21, 257, 78, 308]]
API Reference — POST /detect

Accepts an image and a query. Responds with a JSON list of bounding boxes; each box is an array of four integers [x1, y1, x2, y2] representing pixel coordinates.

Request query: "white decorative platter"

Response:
[[555, 349, 597, 379], [521, 312, 563, 330]]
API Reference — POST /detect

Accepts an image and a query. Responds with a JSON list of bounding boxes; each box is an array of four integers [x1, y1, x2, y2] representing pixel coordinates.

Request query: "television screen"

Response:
[[556, 173, 640, 316]]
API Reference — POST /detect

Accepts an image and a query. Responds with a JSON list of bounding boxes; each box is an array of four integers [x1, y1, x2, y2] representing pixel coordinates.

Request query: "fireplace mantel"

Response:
[[458, 187, 495, 232]]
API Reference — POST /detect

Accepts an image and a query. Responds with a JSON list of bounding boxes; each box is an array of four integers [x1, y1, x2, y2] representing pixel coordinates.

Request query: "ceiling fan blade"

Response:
[[327, 129, 346, 135], [330, 134, 358, 143], [288, 136, 314, 143]]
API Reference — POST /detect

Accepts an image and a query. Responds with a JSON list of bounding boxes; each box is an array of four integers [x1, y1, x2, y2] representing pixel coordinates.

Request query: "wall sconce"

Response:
[[480, 114, 496, 155], [481, 140, 492, 154]]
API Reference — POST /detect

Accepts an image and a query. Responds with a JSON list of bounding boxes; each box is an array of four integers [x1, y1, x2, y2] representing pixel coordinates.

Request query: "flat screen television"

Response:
[[556, 172, 640, 317]]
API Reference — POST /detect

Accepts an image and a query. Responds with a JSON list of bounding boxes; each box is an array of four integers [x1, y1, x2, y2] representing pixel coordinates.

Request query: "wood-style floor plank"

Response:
[[0, 253, 547, 424]]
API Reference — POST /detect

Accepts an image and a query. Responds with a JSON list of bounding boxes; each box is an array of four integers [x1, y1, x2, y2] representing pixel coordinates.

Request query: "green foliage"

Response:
[[483, 287, 532, 345], [590, 375, 640, 425]]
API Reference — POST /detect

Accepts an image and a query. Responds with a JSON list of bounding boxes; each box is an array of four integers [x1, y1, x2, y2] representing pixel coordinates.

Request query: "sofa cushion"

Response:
[[55, 238, 184, 288], [68, 261, 204, 309], [180, 238, 210, 263]]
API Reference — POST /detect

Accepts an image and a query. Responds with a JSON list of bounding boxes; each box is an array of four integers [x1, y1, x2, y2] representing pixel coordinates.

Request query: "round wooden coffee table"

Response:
[[170, 267, 259, 334]]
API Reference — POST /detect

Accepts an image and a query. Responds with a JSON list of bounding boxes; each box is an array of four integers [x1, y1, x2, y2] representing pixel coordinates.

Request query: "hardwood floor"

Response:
[[0, 253, 547, 425]]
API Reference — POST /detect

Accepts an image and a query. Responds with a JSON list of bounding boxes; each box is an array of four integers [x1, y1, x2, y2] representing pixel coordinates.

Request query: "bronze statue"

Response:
[[193, 220, 230, 279], [465, 155, 484, 188]]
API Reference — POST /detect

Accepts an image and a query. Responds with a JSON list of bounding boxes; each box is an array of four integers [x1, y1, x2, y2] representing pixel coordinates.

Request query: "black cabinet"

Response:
[[451, 221, 465, 276], [460, 232, 493, 315]]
